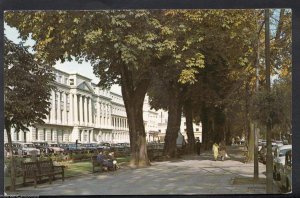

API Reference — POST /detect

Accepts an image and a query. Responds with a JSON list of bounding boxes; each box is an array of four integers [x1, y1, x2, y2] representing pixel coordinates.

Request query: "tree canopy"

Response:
[[4, 36, 54, 191]]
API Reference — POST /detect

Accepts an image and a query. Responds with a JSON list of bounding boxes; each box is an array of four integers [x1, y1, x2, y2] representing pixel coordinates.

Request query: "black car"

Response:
[[33, 142, 50, 154]]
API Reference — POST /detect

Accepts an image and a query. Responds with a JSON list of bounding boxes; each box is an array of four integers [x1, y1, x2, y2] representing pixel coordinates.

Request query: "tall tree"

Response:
[[5, 10, 203, 166], [4, 37, 54, 191]]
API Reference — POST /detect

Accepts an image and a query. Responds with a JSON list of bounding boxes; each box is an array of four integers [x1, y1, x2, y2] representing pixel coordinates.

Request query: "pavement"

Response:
[[6, 146, 280, 196]]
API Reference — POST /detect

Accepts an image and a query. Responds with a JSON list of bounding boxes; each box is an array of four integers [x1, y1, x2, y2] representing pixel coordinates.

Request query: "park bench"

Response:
[[91, 156, 118, 173], [22, 159, 65, 188], [148, 149, 164, 161], [91, 155, 103, 173]]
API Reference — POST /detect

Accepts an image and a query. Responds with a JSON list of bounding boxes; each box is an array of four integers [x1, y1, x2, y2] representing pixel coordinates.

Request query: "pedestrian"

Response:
[[96, 151, 105, 164], [212, 142, 219, 161], [195, 138, 201, 155], [219, 141, 226, 161], [103, 151, 115, 170]]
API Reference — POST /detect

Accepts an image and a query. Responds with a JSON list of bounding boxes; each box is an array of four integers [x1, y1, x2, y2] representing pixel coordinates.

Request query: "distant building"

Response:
[[155, 109, 202, 143], [4, 68, 129, 144], [4, 68, 202, 144]]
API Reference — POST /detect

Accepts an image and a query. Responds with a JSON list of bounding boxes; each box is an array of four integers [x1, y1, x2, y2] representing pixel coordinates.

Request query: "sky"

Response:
[[4, 24, 122, 95]]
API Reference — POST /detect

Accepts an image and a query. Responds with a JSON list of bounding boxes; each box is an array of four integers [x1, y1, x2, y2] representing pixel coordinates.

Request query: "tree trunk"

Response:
[[225, 119, 231, 145], [120, 65, 150, 168], [245, 81, 253, 161], [214, 107, 226, 144], [201, 102, 209, 150], [248, 123, 255, 162], [184, 99, 195, 153], [5, 124, 16, 191], [164, 86, 182, 158]]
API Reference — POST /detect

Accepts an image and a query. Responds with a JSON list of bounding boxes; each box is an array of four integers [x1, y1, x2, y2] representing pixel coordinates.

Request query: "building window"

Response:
[[196, 128, 199, 132], [69, 79, 74, 85], [35, 128, 38, 140], [16, 131, 19, 141], [51, 129, 53, 141], [184, 122, 186, 126], [79, 130, 82, 141], [43, 128, 46, 140]]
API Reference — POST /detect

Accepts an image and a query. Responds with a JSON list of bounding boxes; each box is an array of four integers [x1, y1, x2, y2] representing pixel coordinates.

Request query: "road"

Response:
[[7, 145, 281, 196]]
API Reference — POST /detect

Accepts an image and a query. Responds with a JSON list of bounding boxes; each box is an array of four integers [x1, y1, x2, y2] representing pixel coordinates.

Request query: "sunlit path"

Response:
[[7, 146, 268, 196]]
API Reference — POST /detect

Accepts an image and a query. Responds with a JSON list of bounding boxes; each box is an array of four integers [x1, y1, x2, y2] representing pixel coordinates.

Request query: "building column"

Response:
[[96, 100, 100, 127], [75, 94, 79, 125], [46, 128, 51, 142], [71, 127, 79, 142], [69, 93, 74, 125], [91, 130, 94, 142], [51, 90, 56, 123], [57, 91, 61, 124], [79, 95, 83, 125], [57, 130, 63, 143], [63, 92, 67, 124], [84, 96, 88, 126], [107, 104, 111, 127], [89, 97, 92, 126], [103, 104, 106, 127], [101, 103, 104, 127]]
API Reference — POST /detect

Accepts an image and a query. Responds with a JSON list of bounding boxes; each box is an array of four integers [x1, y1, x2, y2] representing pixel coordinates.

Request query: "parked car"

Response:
[[119, 143, 131, 153], [18, 143, 40, 156], [258, 140, 266, 152], [279, 150, 292, 192], [273, 145, 292, 181], [259, 142, 278, 164], [97, 142, 111, 150], [111, 143, 126, 153], [58, 143, 70, 151], [81, 143, 99, 152], [32, 142, 50, 154], [64, 143, 84, 151], [259, 145, 267, 163], [48, 143, 64, 154], [4, 142, 20, 156]]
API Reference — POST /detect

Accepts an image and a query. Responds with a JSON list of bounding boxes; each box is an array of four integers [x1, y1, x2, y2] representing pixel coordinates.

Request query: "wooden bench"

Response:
[[22, 159, 65, 188], [91, 156, 117, 173], [148, 149, 164, 161]]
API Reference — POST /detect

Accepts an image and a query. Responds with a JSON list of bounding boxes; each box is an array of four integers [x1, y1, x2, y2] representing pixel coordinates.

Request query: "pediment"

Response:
[[77, 81, 94, 93]]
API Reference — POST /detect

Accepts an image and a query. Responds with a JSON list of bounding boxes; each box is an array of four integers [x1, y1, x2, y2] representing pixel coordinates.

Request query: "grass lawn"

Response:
[[4, 156, 131, 189]]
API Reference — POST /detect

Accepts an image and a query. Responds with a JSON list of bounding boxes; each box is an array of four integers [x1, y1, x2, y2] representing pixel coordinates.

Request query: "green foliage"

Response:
[[250, 78, 291, 131], [4, 36, 55, 132]]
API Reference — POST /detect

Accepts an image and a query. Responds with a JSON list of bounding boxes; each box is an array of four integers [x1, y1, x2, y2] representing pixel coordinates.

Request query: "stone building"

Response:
[[4, 68, 202, 144], [4, 68, 129, 144]]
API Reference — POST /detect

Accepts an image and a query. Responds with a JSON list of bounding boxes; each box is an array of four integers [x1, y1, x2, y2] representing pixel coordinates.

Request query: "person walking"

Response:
[[195, 138, 201, 155], [219, 141, 226, 161], [212, 142, 219, 161]]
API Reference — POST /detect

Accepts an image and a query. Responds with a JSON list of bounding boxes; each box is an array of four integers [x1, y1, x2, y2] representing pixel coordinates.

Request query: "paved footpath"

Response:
[[7, 146, 272, 196]]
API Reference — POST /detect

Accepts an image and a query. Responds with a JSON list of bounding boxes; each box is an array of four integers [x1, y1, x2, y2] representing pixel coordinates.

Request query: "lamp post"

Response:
[[265, 9, 273, 193]]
